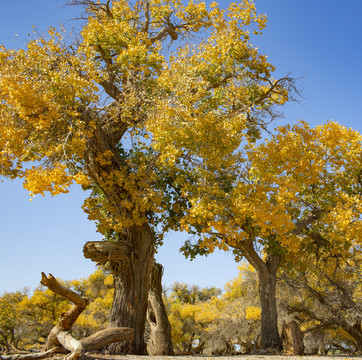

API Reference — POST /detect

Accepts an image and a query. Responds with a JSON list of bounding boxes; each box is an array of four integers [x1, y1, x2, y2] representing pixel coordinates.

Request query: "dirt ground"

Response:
[[82, 355, 360, 360]]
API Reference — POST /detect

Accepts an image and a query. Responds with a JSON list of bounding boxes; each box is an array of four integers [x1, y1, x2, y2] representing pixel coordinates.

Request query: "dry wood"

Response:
[[57, 331, 83, 359], [39, 273, 133, 359], [281, 321, 304, 355], [80, 328, 134, 350], [40, 273, 89, 351], [2, 273, 134, 359], [83, 241, 129, 263], [1, 347, 66, 360], [41, 273, 88, 308]]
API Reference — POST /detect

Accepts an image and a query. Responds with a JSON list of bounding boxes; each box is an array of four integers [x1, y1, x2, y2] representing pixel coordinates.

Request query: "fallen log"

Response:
[[40, 272, 89, 351], [2, 273, 134, 360], [80, 327, 134, 350], [0, 347, 66, 360]]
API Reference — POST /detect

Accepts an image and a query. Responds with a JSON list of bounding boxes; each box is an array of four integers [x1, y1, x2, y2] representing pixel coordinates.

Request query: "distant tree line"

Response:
[[1, 257, 361, 356]]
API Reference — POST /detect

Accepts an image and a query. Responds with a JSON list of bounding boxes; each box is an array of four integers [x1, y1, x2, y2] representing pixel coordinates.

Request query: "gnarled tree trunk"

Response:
[[84, 223, 154, 355], [147, 261, 173, 355]]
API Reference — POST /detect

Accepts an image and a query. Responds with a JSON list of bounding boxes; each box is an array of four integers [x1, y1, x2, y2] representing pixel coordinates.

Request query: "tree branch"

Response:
[[83, 241, 130, 264]]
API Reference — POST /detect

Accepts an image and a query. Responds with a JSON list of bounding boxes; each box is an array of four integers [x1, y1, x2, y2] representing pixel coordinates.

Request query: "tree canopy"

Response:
[[0, 0, 295, 354]]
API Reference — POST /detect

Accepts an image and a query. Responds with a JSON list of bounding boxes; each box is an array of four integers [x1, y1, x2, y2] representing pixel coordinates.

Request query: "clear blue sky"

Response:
[[0, 0, 361, 294]]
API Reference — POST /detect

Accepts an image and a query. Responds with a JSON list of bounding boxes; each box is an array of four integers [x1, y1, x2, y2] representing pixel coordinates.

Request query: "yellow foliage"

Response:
[[245, 306, 261, 320], [0, 0, 292, 239], [171, 120, 362, 263]]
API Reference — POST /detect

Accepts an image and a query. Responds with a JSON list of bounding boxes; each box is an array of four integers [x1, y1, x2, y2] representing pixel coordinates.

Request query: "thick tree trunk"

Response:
[[235, 240, 281, 351], [147, 261, 174, 355], [83, 223, 155, 355], [106, 224, 155, 355], [257, 254, 281, 351]]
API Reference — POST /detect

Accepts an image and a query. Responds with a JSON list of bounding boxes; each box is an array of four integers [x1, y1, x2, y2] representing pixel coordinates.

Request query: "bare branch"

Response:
[[40, 273, 88, 308]]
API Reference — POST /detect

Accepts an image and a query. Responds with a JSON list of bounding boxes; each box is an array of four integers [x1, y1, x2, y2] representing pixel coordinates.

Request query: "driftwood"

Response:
[[2, 273, 133, 360]]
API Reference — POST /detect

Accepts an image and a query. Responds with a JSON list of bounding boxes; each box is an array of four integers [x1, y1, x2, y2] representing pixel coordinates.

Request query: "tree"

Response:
[[280, 245, 362, 354], [0, 0, 290, 354], [161, 121, 362, 350], [165, 266, 262, 355], [0, 291, 27, 353], [218, 264, 261, 354], [166, 282, 222, 354]]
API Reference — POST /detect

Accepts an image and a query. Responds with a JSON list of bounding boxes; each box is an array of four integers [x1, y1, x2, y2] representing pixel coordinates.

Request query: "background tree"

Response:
[[0, 0, 286, 354], [166, 282, 221, 354], [158, 121, 362, 350], [280, 245, 362, 354], [0, 291, 28, 353], [165, 265, 262, 355], [68, 269, 114, 339]]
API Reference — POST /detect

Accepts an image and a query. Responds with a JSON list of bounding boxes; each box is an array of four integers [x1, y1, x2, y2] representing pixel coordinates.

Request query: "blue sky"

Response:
[[0, 0, 361, 294]]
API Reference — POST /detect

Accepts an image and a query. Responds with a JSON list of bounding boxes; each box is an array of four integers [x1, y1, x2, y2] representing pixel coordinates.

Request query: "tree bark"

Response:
[[281, 321, 304, 355], [258, 272, 281, 349], [39, 273, 134, 360], [85, 224, 155, 355], [147, 261, 174, 355], [235, 240, 281, 351], [40, 273, 89, 351], [257, 254, 281, 351]]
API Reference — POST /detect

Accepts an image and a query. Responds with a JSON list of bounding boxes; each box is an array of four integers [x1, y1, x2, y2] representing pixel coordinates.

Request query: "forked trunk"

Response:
[[147, 261, 174, 355], [107, 224, 155, 355]]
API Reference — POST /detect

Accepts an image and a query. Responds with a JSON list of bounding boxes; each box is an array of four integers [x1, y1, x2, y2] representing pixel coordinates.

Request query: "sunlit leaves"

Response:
[[0, 0, 284, 237], [174, 121, 362, 262]]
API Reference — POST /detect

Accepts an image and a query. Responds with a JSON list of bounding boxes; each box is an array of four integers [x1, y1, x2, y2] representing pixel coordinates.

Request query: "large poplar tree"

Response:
[[0, 0, 292, 354], [159, 121, 362, 350]]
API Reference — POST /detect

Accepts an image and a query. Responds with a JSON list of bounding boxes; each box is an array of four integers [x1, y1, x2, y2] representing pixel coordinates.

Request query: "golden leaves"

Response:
[[23, 163, 72, 196]]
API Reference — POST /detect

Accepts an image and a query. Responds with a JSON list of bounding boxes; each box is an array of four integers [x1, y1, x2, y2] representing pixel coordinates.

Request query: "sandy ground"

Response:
[[83, 355, 360, 360]]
